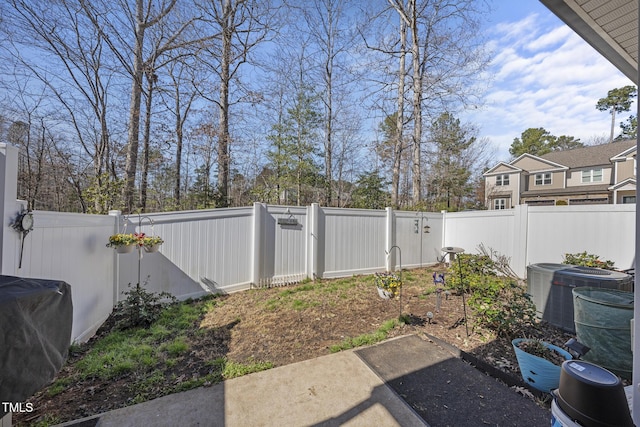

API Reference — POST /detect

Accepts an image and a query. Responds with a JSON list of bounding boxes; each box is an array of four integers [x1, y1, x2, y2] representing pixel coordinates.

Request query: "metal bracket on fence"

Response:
[[277, 208, 298, 226]]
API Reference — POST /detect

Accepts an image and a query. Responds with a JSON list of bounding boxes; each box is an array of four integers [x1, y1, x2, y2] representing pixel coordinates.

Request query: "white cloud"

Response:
[[463, 12, 635, 161]]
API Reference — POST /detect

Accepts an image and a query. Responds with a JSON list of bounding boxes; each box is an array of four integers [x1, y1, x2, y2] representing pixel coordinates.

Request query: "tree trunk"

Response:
[[123, 0, 145, 213], [174, 102, 183, 208], [140, 70, 155, 212], [325, 64, 333, 206], [217, 0, 232, 208], [410, 0, 422, 205], [610, 110, 616, 143], [393, 14, 406, 209]]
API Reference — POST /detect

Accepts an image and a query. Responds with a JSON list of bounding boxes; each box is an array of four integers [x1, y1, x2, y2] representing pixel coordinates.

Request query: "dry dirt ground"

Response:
[[15, 266, 571, 426]]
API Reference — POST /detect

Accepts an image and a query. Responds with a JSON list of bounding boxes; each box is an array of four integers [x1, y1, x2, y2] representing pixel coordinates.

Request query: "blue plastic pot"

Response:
[[512, 338, 572, 393]]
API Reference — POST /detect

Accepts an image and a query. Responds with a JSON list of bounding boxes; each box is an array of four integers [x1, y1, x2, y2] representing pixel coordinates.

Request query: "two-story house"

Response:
[[483, 140, 637, 209]]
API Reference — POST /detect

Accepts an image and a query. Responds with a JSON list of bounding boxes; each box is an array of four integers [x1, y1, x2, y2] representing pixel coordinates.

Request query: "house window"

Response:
[[535, 173, 551, 185], [495, 174, 509, 186], [622, 196, 636, 204], [581, 168, 603, 183], [493, 199, 506, 210]]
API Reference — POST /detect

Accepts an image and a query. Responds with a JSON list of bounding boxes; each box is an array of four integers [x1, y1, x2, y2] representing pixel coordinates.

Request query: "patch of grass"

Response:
[[291, 299, 319, 310], [162, 336, 189, 356], [262, 278, 365, 311], [172, 373, 219, 393], [279, 283, 316, 296], [202, 357, 273, 380], [329, 318, 402, 352], [130, 370, 166, 402], [74, 297, 208, 381], [46, 377, 73, 397], [76, 337, 142, 380], [28, 414, 61, 427], [222, 360, 274, 379], [157, 302, 206, 330]]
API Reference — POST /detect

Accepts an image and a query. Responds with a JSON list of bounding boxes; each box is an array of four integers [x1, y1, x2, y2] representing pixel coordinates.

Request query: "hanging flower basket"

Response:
[[107, 233, 138, 254], [377, 286, 393, 299], [373, 272, 402, 299], [115, 244, 135, 254], [141, 235, 164, 253]]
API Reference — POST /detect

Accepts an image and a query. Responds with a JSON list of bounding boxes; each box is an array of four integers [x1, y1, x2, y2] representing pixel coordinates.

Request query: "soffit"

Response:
[[540, 0, 638, 83]]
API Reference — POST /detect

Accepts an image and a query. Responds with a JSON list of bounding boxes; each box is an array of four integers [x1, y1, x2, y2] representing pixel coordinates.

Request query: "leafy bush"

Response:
[[450, 251, 536, 338], [562, 251, 615, 270], [114, 283, 177, 330]]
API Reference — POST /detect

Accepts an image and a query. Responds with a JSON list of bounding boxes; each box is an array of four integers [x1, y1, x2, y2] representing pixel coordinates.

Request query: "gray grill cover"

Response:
[[0, 275, 72, 411]]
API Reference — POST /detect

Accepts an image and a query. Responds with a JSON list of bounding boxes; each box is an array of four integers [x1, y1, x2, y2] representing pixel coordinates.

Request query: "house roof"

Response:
[[538, 140, 637, 169], [610, 177, 637, 191], [511, 153, 568, 171], [540, 0, 638, 84], [483, 162, 522, 176]]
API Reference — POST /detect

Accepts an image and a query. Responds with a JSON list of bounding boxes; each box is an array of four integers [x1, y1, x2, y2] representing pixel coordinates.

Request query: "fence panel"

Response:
[[393, 211, 443, 269], [263, 205, 308, 286], [320, 208, 388, 278], [121, 208, 255, 298], [443, 209, 517, 265], [17, 211, 116, 342], [527, 205, 635, 270]]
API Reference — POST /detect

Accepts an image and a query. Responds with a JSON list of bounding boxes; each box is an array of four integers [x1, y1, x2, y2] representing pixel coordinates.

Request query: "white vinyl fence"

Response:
[[0, 143, 636, 344]]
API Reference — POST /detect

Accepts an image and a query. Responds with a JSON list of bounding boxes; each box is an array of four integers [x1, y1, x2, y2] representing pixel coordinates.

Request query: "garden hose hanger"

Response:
[[12, 208, 34, 269]]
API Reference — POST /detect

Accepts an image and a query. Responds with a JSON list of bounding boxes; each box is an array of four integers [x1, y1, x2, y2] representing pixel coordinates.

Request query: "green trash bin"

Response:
[[572, 287, 633, 380]]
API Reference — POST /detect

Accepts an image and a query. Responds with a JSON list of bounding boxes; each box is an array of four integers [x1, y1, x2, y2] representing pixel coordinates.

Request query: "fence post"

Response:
[[511, 204, 529, 278], [385, 207, 394, 271], [307, 203, 319, 280], [0, 144, 23, 276], [108, 210, 122, 304], [251, 202, 265, 287]]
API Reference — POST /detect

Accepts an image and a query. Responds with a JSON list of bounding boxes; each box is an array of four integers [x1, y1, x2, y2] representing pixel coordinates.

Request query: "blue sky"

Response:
[[464, 0, 636, 161]]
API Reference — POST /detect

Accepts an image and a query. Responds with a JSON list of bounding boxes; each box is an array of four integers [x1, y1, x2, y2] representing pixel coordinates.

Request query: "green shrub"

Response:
[[114, 283, 177, 330], [450, 252, 536, 338], [562, 251, 615, 270]]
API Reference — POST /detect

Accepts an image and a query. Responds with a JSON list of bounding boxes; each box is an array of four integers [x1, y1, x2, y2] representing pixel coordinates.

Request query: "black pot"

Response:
[[555, 360, 633, 427]]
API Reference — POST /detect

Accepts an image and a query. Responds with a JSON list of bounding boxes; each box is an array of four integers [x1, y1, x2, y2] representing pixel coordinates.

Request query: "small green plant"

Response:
[[163, 336, 189, 356], [114, 283, 177, 330], [47, 377, 73, 397], [563, 251, 615, 270], [373, 272, 402, 298]]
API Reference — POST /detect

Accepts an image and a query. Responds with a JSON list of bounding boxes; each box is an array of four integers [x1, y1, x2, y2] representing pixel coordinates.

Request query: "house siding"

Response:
[[483, 141, 637, 209], [617, 158, 635, 181], [526, 170, 565, 190], [512, 156, 556, 171], [566, 167, 613, 186]]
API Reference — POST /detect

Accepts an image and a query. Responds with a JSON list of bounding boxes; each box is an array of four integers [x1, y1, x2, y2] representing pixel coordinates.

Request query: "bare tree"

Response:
[[387, 0, 490, 206], [394, 11, 407, 208], [80, 0, 210, 212], [195, 0, 276, 207], [161, 56, 202, 209], [3, 0, 121, 212], [295, 0, 356, 206]]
